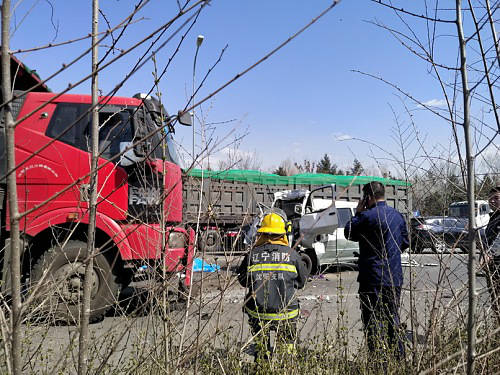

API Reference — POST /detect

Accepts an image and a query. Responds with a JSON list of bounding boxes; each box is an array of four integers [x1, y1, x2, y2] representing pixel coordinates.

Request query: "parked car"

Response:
[[410, 216, 451, 253], [411, 216, 483, 253], [441, 219, 486, 252]]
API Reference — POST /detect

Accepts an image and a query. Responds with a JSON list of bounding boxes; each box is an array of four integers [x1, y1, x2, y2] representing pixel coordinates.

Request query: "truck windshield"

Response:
[[166, 133, 180, 165], [147, 130, 180, 165], [97, 110, 134, 160], [449, 204, 478, 218], [134, 105, 180, 165]]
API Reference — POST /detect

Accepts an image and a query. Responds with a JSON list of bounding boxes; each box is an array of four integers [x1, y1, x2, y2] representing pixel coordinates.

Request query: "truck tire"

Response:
[[30, 240, 120, 323], [199, 229, 222, 253]]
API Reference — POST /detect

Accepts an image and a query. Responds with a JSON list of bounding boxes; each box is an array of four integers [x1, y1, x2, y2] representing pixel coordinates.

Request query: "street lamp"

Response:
[[192, 34, 204, 165]]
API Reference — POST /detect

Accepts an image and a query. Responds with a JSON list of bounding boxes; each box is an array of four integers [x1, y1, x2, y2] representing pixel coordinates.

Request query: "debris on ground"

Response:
[[192, 258, 221, 272]]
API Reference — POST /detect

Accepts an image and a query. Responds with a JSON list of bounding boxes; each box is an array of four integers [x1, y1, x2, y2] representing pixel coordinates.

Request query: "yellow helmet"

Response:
[[258, 213, 286, 235]]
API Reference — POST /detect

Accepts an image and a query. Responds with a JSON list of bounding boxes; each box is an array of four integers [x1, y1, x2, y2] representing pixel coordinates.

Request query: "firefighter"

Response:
[[238, 212, 307, 361]]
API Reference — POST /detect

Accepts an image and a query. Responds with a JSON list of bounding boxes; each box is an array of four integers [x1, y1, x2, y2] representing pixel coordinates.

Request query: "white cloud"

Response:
[[419, 99, 447, 108], [333, 132, 353, 141]]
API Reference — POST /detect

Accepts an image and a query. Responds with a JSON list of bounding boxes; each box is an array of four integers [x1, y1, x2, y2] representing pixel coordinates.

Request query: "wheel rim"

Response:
[[434, 240, 447, 253], [206, 234, 216, 247], [52, 262, 100, 304]]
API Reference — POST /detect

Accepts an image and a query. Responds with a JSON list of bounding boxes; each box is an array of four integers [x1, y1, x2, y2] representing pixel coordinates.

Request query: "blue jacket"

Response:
[[344, 201, 409, 289]]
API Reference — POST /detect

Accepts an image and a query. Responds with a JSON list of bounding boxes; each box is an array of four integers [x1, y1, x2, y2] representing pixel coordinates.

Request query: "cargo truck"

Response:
[[182, 169, 411, 253], [0, 56, 194, 322]]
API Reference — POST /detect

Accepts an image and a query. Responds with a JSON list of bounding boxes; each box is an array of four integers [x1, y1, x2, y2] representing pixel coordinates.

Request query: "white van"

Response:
[[273, 188, 359, 271], [448, 200, 490, 228], [304, 200, 359, 268]]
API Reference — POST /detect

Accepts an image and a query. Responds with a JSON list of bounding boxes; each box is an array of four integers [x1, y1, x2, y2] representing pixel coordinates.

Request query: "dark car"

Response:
[[410, 217, 449, 253], [440, 219, 486, 253], [411, 216, 484, 254]]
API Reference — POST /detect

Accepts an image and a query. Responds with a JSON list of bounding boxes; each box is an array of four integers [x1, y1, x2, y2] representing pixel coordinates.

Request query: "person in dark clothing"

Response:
[[482, 186, 500, 319], [238, 212, 308, 361], [344, 181, 409, 361]]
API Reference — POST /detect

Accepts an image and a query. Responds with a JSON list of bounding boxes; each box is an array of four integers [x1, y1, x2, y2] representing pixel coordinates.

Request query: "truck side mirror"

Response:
[[177, 111, 192, 126]]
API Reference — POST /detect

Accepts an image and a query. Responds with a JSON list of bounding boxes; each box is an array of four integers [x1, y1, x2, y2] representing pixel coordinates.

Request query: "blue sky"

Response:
[[10, 1, 494, 175]]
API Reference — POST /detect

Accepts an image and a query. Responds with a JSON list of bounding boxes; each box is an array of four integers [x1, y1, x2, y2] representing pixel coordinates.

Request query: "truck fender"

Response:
[[24, 208, 132, 258]]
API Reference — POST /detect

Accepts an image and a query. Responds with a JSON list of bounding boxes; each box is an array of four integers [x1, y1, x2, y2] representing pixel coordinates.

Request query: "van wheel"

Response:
[[300, 252, 313, 277], [30, 240, 120, 324], [305, 248, 319, 275]]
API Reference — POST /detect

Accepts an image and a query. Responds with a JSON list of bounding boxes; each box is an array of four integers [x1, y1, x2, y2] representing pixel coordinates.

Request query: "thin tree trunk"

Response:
[[1, 1, 22, 374], [152, 54, 172, 373], [456, 2, 476, 374], [78, 1, 99, 373], [484, 0, 499, 69]]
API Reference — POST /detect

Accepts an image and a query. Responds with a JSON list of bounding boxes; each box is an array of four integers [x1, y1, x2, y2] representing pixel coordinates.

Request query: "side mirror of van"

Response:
[[294, 204, 302, 215]]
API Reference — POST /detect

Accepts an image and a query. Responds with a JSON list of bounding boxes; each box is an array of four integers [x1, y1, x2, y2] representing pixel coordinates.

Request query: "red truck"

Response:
[[0, 57, 194, 322]]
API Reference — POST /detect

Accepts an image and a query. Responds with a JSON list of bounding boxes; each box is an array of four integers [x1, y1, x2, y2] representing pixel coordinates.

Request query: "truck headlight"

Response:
[[168, 232, 186, 248]]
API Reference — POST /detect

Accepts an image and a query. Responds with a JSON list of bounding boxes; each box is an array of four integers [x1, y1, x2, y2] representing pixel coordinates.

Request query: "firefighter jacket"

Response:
[[238, 242, 307, 320]]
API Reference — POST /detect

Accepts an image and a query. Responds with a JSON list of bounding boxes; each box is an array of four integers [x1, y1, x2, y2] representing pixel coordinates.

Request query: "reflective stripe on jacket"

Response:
[[245, 306, 299, 321], [238, 243, 307, 319]]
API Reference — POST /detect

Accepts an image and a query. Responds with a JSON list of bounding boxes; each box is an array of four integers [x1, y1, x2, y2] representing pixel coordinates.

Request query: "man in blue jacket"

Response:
[[345, 181, 409, 360]]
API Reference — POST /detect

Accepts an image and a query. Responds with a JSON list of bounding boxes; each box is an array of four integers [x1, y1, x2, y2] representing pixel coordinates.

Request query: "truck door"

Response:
[[17, 101, 85, 227]]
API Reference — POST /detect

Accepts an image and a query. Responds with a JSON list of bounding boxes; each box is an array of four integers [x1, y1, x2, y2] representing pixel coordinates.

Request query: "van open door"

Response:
[[299, 185, 338, 240]]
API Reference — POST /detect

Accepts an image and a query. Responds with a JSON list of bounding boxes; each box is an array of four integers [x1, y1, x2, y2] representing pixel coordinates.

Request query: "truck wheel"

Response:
[[300, 252, 313, 277], [199, 229, 222, 253], [30, 240, 120, 323]]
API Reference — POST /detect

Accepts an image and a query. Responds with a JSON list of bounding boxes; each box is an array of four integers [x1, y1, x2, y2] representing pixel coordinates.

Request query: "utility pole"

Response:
[[192, 34, 204, 165]]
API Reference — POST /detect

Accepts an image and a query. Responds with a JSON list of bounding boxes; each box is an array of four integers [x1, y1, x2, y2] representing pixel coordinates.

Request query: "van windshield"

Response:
[[449, 204, 477, 218]]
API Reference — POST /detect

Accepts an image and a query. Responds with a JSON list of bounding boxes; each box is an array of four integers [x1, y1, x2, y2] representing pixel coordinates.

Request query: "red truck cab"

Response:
[[1, 89, 193, 322]]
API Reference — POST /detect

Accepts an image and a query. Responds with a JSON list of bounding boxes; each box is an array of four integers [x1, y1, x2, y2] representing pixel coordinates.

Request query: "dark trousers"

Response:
[[359, 285, 404, 360], [248, 317, 297, 360]]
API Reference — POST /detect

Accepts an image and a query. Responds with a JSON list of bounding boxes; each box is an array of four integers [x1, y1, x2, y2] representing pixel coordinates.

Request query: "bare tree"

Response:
[[1, 1, 22, 374], [78, 1, 100, 374]]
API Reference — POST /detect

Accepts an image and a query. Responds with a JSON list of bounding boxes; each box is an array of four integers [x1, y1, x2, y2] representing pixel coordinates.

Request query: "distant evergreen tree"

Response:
[[316, 154, 338, 174], [273, 166, 287, 176], [349, 159, 364, 175]]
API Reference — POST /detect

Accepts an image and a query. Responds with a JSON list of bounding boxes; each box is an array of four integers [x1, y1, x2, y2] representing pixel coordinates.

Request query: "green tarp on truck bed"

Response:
[[184, 169, 409, 187]]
